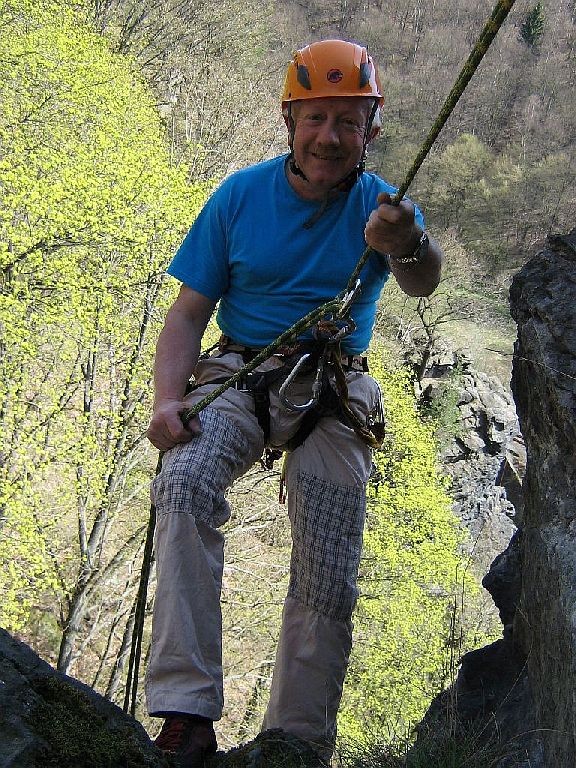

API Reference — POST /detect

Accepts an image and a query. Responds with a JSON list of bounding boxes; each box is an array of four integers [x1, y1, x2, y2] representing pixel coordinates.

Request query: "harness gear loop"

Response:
[[180, 297, 343, 426]]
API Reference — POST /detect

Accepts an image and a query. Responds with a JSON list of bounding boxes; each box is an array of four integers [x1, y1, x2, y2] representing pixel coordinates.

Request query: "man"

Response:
[[145, 39, 442, 767]]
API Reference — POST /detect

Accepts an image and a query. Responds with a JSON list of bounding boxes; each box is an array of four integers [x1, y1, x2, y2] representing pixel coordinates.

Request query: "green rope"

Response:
[[393, 0, 516, 205], [344, 0, 516, 293], [124, 0, 516, 718]]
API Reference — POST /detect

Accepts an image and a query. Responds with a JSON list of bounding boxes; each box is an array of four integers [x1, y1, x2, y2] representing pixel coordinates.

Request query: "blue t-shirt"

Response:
[[169, 154, 424, 354]]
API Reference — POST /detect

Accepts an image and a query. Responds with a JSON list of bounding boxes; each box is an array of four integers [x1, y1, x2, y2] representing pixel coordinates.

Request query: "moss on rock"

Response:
[[211, 729, 326, 768], [29, 675, 166, 768]]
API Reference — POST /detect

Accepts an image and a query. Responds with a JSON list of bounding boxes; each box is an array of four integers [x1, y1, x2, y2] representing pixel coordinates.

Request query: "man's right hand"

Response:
[[147, 286, 216, 451], [146, 398, 202, 451]]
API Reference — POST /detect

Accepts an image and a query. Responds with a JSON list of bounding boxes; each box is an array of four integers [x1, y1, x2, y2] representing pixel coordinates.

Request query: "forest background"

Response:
[[0, 0, 574, 757]]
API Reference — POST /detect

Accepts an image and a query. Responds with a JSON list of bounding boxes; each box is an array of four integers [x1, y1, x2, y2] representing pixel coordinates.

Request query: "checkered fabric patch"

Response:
[[288, 471, 366, 620], [152, 408, 252, 528]]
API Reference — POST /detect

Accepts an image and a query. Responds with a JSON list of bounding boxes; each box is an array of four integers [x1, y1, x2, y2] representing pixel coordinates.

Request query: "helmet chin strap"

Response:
[[288, 152, 366, 186], [288, 153, 308, 181], [288, 145, 366, 229]]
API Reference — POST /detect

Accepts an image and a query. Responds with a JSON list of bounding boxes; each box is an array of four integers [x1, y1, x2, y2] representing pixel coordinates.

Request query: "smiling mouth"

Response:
[[312, 153, 343, 161]]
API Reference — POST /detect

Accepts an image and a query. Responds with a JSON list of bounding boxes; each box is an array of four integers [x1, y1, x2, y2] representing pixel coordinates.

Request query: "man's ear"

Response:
[[283, 112, 295, 149], [367, 124, 380, 143]]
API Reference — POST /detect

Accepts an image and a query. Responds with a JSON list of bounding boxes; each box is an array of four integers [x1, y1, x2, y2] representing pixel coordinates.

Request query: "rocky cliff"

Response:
[[0, 627, 167, 767], [418, 348, 522, 575], [421, 230, 576, 767], [0, 625, 324, 768], [509, 229, 576, 766]]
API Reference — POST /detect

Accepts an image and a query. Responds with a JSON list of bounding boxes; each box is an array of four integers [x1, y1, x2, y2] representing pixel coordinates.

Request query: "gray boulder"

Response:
[[510, 229, 576, 767], [0, 627, 166, 768], [418, 230, 576, 767], [0, 626, 322, 768]]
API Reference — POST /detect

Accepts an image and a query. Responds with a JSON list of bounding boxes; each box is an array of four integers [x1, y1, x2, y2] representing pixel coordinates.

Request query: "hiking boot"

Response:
[[154, 714, 217, 768]]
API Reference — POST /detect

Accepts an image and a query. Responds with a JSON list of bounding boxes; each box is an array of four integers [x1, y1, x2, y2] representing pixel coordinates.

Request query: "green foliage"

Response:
[[336, 719, 521, 768], [89, 0, 279, 182], [0, 0, 207, 635], [519, 3, 545, 48], [338, 351, 477, 745], [411, 130, 574, 270], [418, 368, 465, 448], [416, 134, 493, 231]]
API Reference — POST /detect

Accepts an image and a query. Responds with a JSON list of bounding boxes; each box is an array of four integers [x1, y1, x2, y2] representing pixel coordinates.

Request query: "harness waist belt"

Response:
[[217, 335, 368, 373]]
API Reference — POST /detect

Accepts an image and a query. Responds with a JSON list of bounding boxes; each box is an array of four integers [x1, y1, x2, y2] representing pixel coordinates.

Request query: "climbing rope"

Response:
[[345, 0, 516, 291], [123, 0, 516, 717]]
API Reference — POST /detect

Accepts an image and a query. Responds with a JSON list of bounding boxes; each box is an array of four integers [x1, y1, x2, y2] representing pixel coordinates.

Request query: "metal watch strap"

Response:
[[389, 231, 429, 266]]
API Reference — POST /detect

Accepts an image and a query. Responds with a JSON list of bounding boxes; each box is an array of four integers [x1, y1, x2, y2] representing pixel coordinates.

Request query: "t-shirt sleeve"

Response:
[[167, 183, 231, 301], [414, 201, 425, 229]]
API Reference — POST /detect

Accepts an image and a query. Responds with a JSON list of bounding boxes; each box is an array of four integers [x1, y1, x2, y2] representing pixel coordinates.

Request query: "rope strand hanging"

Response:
[[123, 0, 516, 716]]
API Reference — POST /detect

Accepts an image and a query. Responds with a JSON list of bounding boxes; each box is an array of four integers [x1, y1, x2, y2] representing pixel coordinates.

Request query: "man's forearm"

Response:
[[388, 234, 443, 297], [153, 335, 200, 407], [152, 305, 204, 407]]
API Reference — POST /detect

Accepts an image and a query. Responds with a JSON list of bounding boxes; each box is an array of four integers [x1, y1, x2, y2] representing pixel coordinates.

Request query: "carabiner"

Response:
[[329, 317, 357, 343], [279, 353, 324, 412], [337, 279, 362, 319]]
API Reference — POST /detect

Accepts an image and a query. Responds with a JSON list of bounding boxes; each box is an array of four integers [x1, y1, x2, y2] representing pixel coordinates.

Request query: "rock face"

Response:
[[0, 626, 322, 768], [420, 231, 576, 767], [418, 348, 522, 577], [0, 627, 167, 768], [509, 230, 576, 767]]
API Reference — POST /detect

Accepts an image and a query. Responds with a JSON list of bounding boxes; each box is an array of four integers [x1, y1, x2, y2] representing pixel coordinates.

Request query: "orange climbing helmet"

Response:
[[281, 39, 384, 109]]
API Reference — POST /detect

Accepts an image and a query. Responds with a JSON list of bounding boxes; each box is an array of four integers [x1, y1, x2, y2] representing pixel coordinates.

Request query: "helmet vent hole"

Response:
[[359, 62, 372, 89], [296, 65, 312, 90]]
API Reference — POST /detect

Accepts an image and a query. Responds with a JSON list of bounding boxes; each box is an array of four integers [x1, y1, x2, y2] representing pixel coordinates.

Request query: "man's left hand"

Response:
[[364, 191, 443, 298]]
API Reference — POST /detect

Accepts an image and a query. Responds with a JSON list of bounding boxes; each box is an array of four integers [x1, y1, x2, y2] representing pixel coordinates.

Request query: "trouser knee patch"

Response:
[[152, 408, 251, 528], [288, 471, 365, 620]]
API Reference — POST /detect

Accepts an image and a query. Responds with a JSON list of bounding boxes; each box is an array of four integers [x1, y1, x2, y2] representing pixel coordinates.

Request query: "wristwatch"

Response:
[[390, 231, 429, 266]]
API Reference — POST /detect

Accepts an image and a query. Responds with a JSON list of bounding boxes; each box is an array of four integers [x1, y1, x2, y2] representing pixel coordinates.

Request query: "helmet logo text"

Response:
[[326, 69, 343, 83]]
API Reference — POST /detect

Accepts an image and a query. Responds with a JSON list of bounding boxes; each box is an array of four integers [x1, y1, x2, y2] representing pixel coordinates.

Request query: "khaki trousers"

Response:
[[145, 352, 380, 759]]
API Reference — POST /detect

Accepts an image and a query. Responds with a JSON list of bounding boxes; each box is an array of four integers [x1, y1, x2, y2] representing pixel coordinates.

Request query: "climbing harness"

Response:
[[123, 0, 517, 717], [178, 281, 361, 427], [191, 283, 372, 453]]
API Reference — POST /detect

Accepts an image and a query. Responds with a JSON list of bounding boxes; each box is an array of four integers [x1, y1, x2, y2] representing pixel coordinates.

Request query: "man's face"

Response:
[[289, 96, 373, 199]]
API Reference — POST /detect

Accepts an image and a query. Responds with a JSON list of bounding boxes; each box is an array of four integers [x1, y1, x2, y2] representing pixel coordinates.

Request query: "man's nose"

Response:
[[317, 118, 340, 144]]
